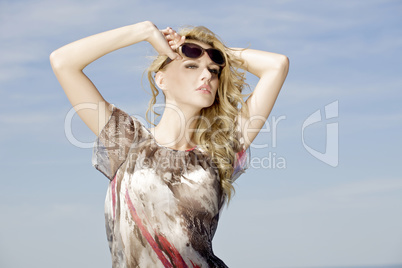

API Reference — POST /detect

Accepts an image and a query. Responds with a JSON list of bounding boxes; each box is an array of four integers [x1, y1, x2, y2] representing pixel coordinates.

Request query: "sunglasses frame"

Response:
[[159, 42, 226, 70], [179, 43, 226, 67]]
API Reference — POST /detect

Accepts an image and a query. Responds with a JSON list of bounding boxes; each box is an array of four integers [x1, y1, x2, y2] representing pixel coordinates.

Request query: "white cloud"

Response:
[[5, 91, 61, 104], [282, 77, 401, 106], [214, 176, 402, 267], [0, 0, 122, 82], [0, 200, 110, 268], [256, 177, 402, 215], [0, 112, 59, 125], [0, 0, 114, 38], [0, 108, 67, 142], [343, 112, 402, 132], [324, 178, 402, 197]]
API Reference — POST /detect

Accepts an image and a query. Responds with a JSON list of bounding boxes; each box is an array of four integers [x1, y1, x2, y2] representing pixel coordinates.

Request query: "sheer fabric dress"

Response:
[[92, 106, 248, 268]]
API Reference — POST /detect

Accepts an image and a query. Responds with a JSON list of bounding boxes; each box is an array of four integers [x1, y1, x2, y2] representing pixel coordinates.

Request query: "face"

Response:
[[156, 40, 221, 112]]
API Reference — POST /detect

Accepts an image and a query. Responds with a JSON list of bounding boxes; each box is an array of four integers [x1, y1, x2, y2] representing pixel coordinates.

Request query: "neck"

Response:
[[150, 102, 201, 151]]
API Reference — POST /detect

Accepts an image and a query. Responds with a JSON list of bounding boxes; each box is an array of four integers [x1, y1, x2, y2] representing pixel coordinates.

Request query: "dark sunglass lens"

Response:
[[182, 44, 203, 58], [208, 49, 225, 65]]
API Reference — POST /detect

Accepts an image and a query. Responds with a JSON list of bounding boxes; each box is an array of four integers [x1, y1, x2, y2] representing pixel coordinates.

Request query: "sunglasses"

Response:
[[160, 43, 226, 69]]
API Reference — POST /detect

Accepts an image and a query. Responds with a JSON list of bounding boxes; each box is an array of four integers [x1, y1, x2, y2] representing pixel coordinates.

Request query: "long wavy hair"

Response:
[[146, 26, 249, 203]]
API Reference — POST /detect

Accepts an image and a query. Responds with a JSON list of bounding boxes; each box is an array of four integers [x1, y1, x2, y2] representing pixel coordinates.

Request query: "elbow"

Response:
[[275, 55, 289, 77], [263, 55, 289, 76], [257, 55, 289, 78], [49, 49, 62, 70], [278, 55, 290, 72], [49, 49, 73, 71]]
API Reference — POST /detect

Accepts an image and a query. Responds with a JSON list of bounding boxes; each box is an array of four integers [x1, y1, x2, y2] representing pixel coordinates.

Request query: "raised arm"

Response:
[[50, 21, 182, 136], [229, 48, 289, 149]]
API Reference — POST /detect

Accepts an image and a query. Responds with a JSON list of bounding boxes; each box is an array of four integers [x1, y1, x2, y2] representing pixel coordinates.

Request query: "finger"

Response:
[[160, 27, 175, 37], [167, 35, 184, 50], [177, 36, 186, 46], [169, 29, 181, 38], [160, 28, 170, 34], [168, 40, 176, 49], [168, 41, 179, 52], [172, 33, 180, 43], [175, 34, 185, 43]]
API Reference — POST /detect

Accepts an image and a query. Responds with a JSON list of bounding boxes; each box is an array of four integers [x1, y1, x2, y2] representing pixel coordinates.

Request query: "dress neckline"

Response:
[[141, 124, 197, 153]]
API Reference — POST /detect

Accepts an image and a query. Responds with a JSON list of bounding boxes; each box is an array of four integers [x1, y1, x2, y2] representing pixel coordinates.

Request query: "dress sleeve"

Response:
[[230, 116, 251, 183], [92, 105, 138, 181]]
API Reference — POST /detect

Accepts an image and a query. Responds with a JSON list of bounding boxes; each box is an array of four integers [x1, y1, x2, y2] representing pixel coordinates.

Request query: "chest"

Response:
[[117, 144, 224, 217]]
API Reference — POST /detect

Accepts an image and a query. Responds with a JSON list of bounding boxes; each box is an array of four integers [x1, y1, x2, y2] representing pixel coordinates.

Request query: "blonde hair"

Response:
[[146, 26, 249, 204]]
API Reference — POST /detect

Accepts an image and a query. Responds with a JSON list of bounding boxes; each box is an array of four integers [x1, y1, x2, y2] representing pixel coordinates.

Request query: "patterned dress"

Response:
[[92, 106, 248, 268]]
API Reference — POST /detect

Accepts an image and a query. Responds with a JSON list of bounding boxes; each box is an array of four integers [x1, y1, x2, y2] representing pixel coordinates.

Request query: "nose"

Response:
[[200, 66, 212, 82]]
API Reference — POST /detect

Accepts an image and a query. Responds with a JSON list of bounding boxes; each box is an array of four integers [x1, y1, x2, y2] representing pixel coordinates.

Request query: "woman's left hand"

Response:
[[160, 27, 186, 51]]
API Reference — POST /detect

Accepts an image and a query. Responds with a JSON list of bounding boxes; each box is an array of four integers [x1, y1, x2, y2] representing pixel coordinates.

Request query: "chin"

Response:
[[195, 99, 215, 109]]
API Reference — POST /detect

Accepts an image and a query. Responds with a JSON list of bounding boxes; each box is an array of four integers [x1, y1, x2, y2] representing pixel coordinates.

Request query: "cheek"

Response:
[[165, 72, 184, 90]]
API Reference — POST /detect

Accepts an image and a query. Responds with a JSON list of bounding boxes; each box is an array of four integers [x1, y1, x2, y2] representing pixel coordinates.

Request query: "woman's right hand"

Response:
[[145, 22, 185, 60], [160, 27, 186, 52]]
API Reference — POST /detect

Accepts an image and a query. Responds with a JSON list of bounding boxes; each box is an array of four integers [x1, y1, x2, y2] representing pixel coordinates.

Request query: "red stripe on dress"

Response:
[[190, 260, 202, 268], [156, 233, 188, 268], [125, 189, 173, 267], [124, 190, 199, 267], [185, 146, 197, 152], [111, 175, 117, 219]]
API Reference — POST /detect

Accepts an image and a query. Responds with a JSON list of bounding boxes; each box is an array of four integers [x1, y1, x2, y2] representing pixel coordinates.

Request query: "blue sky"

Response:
[[1, 0, 401, 267]]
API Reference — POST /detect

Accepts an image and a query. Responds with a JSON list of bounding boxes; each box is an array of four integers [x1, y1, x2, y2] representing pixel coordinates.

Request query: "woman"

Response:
[[50, 21, 289, 268]]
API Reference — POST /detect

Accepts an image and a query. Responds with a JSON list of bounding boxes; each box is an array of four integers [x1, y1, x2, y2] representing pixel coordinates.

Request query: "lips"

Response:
[[196, 84, 211, 93]]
